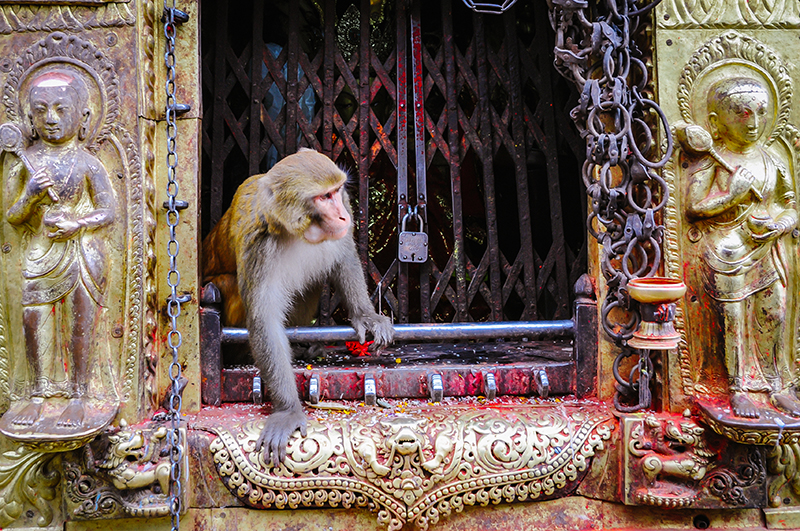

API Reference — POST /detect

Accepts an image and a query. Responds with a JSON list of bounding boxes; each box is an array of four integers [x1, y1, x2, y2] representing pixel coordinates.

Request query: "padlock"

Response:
[[398, 210, 428, 263]]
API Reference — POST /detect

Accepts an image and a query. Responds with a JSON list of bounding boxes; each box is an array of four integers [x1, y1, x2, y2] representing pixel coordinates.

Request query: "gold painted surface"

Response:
[[205, 404, 612, 531], [0, 4, 134, 35], [152, 0, 201, 414], [0, 29, 150, 450], [659, 30, 800, 435], [0, 442, 61, 527]]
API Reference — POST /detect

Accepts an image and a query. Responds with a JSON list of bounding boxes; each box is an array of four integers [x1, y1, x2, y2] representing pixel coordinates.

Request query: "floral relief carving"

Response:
[[207, 406, 612, 531]]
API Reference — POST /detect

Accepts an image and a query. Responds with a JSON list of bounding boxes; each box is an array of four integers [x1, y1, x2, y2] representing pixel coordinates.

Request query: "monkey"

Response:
[[202, 148, 394, 465]]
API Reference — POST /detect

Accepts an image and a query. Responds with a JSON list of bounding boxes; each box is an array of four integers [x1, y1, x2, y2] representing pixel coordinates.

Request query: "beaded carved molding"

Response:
[[207, 404, 613, 531]]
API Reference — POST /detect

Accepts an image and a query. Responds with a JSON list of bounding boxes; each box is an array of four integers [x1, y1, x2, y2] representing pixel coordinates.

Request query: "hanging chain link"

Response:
[[548, 0, 671, 411], [164, 3, 184, 529]]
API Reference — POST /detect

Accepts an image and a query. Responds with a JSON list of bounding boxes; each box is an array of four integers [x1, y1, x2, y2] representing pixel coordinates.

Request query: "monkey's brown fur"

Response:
[[202, 149, 394, 465], [203, 150, 347, 326]]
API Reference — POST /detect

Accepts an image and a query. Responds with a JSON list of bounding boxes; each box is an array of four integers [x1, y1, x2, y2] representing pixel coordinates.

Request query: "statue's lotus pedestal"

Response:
[[0, 398, 117, 452]]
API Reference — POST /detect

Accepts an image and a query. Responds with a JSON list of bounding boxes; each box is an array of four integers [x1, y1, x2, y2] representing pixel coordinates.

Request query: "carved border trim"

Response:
[[657, 0, 800, 29], [0, 4, 134, 35]]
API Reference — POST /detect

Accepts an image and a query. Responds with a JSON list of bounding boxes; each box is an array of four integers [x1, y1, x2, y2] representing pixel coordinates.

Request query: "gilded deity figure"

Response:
[[683, 76, 799, 419], [4, 69, 116, 431]]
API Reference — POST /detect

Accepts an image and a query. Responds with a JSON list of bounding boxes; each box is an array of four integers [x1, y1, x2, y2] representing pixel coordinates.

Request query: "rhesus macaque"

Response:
[[202, 149, 394, 464]]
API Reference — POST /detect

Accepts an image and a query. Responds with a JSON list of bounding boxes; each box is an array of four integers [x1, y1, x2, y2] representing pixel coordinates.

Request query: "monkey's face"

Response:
[[303, 185, 351, 243]]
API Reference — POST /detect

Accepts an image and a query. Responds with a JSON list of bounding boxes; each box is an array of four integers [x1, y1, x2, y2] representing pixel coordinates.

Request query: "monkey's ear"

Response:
[[270, 185, 312, 235]]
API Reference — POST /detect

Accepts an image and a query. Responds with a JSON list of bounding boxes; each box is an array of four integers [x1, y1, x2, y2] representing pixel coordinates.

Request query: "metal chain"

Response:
[[164, 3, 183, 529], [549, 0, 672, 411]]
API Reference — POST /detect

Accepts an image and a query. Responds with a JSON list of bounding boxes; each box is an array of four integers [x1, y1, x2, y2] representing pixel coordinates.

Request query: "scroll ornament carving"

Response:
[[767, 443, 800, 507], [0, 4, 134, 37], [0, 446, 60, 527], [208, 406, 612, 531], [658, 0, 800, 29]]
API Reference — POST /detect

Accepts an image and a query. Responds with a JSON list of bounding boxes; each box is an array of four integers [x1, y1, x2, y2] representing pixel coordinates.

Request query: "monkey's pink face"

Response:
[[304, 185, 351, 243]]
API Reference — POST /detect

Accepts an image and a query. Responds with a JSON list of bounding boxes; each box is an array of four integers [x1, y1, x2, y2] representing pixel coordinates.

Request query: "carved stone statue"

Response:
[[665, 32, 800, 436]]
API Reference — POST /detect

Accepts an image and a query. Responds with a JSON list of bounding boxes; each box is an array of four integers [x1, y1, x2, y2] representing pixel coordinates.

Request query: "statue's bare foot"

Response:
[[11, 400, 42, 426], [56, 399, 85, 428], [731, 392, 760, 419], [771, 392, 800, 418]]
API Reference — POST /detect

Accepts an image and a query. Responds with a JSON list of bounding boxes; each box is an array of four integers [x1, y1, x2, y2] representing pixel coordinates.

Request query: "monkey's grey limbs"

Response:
[[334, 238, 394, 350], [163, 3, 191, 530]]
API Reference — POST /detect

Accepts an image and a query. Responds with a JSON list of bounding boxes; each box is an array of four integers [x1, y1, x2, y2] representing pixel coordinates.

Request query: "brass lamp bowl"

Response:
[[627, 277, 687, 304]]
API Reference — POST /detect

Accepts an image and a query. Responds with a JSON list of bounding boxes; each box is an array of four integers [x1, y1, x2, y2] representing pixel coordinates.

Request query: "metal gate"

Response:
[[200, 0, 586, 326]]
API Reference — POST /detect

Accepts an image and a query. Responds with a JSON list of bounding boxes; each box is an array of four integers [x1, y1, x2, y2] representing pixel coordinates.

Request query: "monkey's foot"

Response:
[[56, 399, 85, 428], [730, 392, 760, 419], [772, 392, 800, 418], [256, 407, 308, 468], [11, 400, 42, 427]]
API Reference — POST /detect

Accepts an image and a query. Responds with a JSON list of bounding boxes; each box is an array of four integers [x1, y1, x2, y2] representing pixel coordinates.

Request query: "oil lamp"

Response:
[[626, 277, 687, 350]]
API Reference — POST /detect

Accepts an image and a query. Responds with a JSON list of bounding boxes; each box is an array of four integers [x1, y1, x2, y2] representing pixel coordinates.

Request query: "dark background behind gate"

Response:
[[200, 0, 586, 325]]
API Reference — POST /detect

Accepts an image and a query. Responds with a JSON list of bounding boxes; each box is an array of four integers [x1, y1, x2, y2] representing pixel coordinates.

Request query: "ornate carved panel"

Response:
[[63, 422, 187, 520], [622, 413, 765, 508], [205, 404, 612, 530], [0, 28, 155, 450], [660, 30, 800, 441]]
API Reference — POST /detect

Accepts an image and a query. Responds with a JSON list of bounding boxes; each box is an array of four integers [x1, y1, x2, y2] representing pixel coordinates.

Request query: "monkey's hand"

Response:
[[352, 313, 394, 352], [256, 406, 307, 468]]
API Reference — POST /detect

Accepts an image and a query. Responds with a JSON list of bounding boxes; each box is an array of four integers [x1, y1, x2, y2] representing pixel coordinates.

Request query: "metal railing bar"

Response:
[[222, 320, 574, 344]]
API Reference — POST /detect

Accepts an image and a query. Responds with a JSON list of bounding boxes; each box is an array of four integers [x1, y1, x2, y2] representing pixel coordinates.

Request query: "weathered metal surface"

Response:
[[180, 500, 767, 531], [621, 413, 766, 509], [549, 0, 673, 413], [199, 307, 222, 407], [203, 403, 612, 530], [573, 274, 598, 399], [220, 359, 574, 403]]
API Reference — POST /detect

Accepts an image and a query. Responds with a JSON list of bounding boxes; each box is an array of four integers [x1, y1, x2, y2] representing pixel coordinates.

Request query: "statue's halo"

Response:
[[678, 31, 792, 147], [2, 32, 119, 151]]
